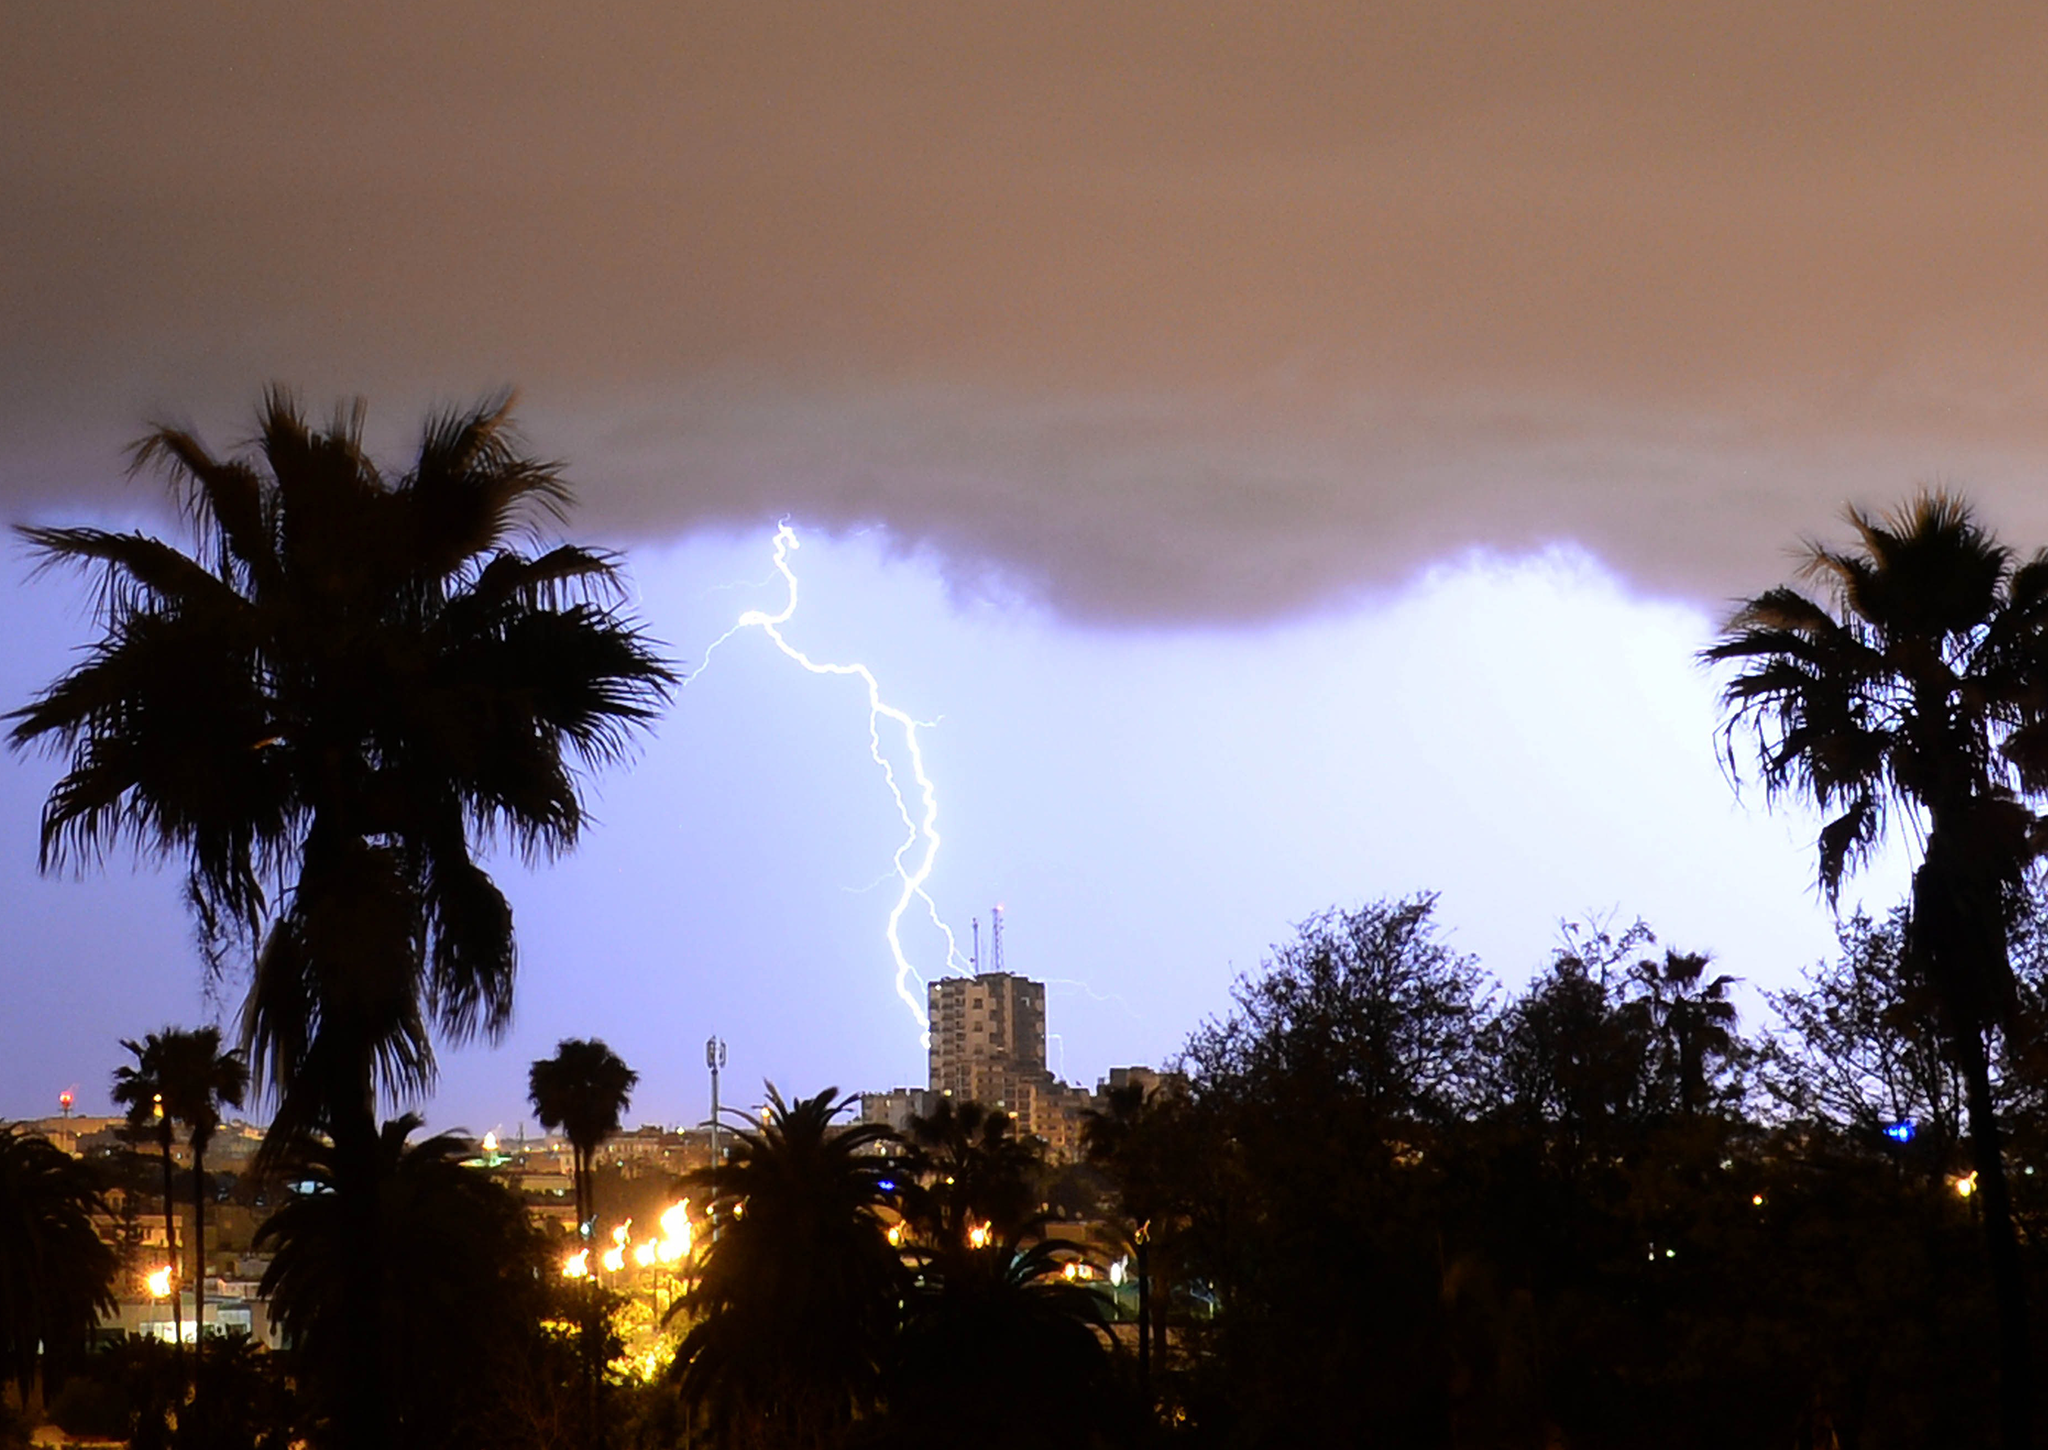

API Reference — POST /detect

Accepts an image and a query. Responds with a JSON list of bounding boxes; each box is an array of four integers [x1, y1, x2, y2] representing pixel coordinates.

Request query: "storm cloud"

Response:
[[9, 1, 2048, 620]]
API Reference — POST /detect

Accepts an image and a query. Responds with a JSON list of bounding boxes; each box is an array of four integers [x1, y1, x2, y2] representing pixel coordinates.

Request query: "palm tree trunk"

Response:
[[577, 1143, 600, 1450], [1135, 1237, 1151, 1403], [160, 1126, 182, 1357], [330, 1102, 387, 1450], [1961, 1026, 2033, 1449], [191, 1146, 207, 1358]]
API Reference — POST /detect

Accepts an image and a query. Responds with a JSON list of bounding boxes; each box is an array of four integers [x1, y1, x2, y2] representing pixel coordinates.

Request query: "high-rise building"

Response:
[[927, 971, 1047, 1107]]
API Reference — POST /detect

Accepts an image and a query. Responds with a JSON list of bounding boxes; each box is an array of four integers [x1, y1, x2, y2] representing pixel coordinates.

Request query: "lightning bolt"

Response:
[[687, 523, 963, 1043]]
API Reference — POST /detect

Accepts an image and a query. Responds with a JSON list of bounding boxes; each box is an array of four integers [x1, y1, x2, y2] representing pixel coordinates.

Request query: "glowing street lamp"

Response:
[[146, 1265, 174, 1299]]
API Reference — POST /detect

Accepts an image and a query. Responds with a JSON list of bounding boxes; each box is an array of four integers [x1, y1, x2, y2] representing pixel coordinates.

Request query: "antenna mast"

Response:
[[991, 904, 1005, 975]]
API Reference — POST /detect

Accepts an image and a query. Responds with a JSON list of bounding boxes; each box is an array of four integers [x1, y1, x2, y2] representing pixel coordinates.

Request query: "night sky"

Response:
[[16, 2, 2045, 1134]]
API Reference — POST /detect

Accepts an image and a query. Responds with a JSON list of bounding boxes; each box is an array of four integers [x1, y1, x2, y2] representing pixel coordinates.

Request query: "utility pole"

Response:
[[706, 1035, 727, 1205]]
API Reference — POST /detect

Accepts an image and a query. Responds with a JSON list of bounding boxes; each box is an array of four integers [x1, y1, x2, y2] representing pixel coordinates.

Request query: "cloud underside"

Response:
[[10, 1, 2048, 620]]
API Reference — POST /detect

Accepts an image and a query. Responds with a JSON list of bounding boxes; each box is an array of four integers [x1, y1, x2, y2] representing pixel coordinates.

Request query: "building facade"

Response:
[[926, 971, 1103, 1158]]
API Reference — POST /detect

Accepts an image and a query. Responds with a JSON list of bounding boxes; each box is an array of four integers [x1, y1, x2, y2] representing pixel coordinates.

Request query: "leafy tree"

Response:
[[1185, 895, 1490, 1120], [1163, 896, 1492, 1445], [666, 1085, 903, 1450], [0, 1124, 116, 1407], [8, 389, 675, 1160], [1708, 493, 2048, 1445], [1761, 909, 1967, 1155], [256, 1114, 553, 1449], [529, 1037, 639, 1242]]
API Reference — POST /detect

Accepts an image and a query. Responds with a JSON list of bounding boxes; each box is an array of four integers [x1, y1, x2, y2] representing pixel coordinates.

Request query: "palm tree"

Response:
[[1629, 948, 1740, 1115], [887, 1232, 1122, 1449], [528, 1037, 639, 1243], [528, 1037, 637, 1450], [12, 390, 672, 1450], [156, 1027, 248, 1352], [111, 1033, 185, 1352], [1708, 492, 2048, 1448], [0, 1123, 118, 1408], [665, 1085, 904, 1450], [898, 1096, 1042, 1246], [257, 1114, 551, 1449], [1082, 1079, 1173, 1403], [9, 389, 675, 1162]]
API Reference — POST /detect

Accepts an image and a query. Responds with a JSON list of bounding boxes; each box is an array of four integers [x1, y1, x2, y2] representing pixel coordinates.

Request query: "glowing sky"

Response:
[[1, 1, 2025, 1130]]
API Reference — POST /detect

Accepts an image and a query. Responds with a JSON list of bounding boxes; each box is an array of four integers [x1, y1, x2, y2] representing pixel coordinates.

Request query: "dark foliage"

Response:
[[666, 1086, 904, 1450], [256, 1114, 558, 1449], [0, 1124, 116, 1401]]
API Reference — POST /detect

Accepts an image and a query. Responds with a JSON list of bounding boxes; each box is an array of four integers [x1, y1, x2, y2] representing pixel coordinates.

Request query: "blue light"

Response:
[[1883, 1120, 1917, 1144], [877, 1179, 896, 1192]]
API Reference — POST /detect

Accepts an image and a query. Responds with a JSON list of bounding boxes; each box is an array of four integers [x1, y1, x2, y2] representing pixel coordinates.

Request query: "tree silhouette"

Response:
[[665, 1085, 903, 1449], [885, 1232, 1124, 1450], [8, 390, 675, 1160], [1708, 492, 2048, 1447], [144, 1028, 247, 1357], [528, 1036, 638, 1449], [1082, 1079, 1185, 1405], [10, 391, 671, 1450], [257, 1114, 551, 1449], [528, 1037, 639, 1243], [1631, 949, 1741, 1116], [111, 1032, 188, 1353], [898, 1096, 1041, 1246], [0, 1124, 117, 1407]]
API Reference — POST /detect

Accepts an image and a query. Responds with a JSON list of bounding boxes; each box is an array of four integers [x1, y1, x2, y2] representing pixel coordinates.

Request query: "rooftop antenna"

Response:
[[971, 917, 981, 975], [991, 903, 1005, 976]]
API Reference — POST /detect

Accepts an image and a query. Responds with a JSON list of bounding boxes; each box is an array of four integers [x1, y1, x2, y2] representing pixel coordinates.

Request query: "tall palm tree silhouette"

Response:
[[529, 1036, 638, 1449], [1709, 493, 2048, 1448], [157, 1027, 247, 1355], [528, 1037, 639, 1243], [13, 389, 673, 1449], [11, 390, 673, 1154], [111, 1032, 186, 1353]]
